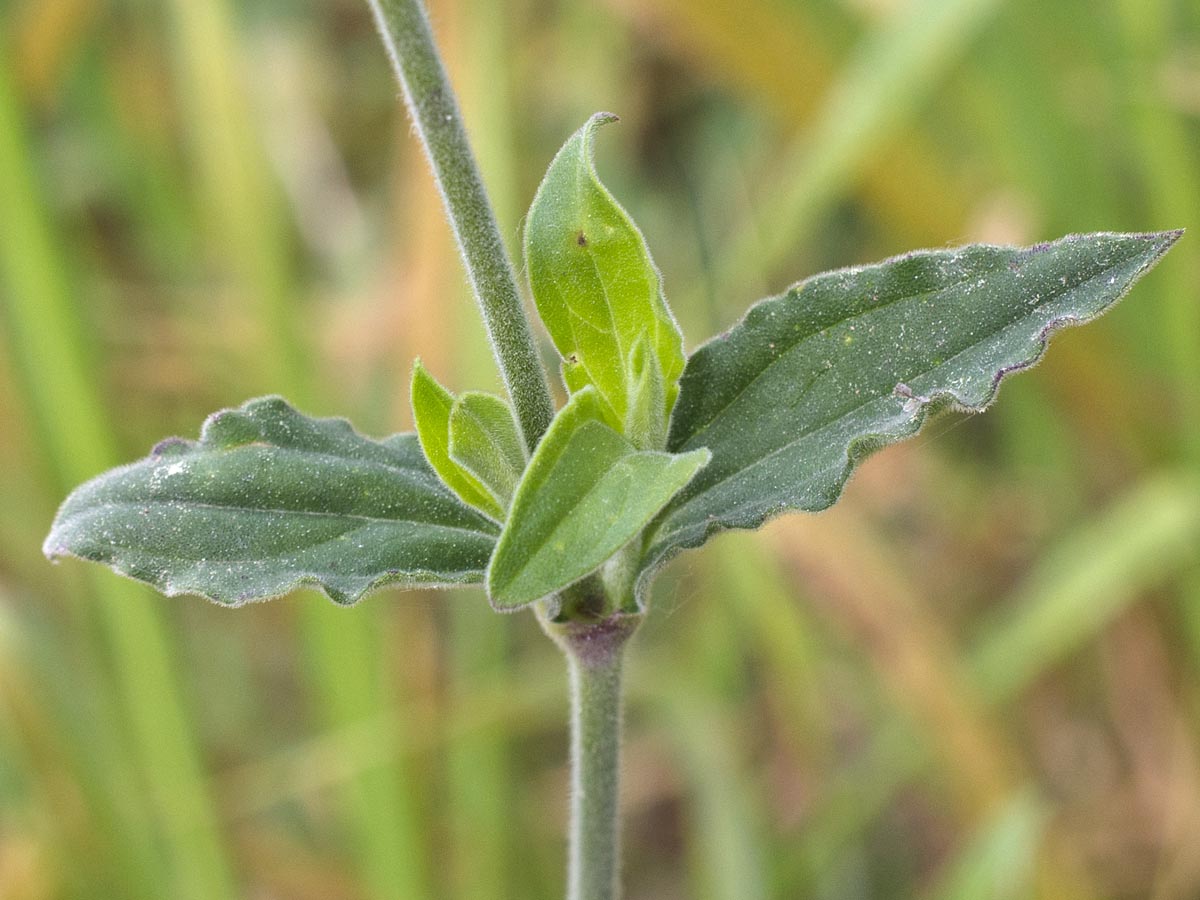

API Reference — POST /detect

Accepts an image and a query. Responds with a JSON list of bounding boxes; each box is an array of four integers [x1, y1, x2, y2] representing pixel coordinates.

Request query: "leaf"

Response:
[[524, 111, 685, 443], [646, 230, 1182, 580], [411, 360, 504, 520], [448, 391, 527, 511], [43, 397, 500, 606], [623, 338, 667, 450], [487, 388, 709, 611]]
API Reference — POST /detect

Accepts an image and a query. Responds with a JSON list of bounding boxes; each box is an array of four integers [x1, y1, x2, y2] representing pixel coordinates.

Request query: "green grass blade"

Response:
[[158, 0, 441, 889], [717, 0, 1005, 295], [792, 473, 1200, 883], [970, 473, 1200, 701], [0, 594, 162, 899], [446, 596, 513, 900], [637, 668, 768, 900], [925, 790, 1046, 900], [301, 600, 435, 899], [0, 47, 238, 900], [1112, 0, 1200, 671], [162, 0, 307, 397]]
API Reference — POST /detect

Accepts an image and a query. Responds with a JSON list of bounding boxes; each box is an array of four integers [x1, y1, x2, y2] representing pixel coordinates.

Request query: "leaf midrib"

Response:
[[68, 498, 498, 538], [571, 146, 630, 412], [141, 441, 481, 512], [674, 264, 989, 451]]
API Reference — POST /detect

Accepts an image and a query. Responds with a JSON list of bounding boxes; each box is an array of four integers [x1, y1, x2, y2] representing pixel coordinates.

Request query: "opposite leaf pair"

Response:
[[412, 363, 708, 613], [413, 112, 710, 614], [43, 112, 1182, 619]]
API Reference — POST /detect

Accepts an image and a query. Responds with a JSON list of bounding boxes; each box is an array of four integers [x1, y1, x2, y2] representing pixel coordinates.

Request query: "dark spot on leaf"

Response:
[[576, 231, 588, 247], [567, 353, 578, 364]]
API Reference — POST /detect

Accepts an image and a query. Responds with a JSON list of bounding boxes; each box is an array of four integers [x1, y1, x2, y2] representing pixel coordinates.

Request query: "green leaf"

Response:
[[623, 337, 667, 451], [647, 230, 1182, 579], [487, 388, 709, 611], [411, 360, 504, 520], [448, 391, 527, 511], [43, 397, 500, 606], [524, 112, 685, 444]]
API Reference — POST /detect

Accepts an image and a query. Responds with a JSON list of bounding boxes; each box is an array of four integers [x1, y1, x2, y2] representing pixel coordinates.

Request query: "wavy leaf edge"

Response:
[[633, 230, 1184, 605], [44, 396, 499, 607]]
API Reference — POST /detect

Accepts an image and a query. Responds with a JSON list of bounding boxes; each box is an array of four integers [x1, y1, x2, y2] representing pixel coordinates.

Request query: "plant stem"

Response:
[[539, 612, 638, 900], [365, 0, 555, 451], [567, 647, 625, 900]]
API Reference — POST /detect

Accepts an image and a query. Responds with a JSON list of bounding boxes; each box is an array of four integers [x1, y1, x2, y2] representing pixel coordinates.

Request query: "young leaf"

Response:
[[488, 388, 709, 611], [623, 338, 667, 450], [448, 391, 527, 510], [524, 112, 685, 442], [645, 231, 1181, 582], [411, 360, 504, 520], [43, 397, 499, 606]]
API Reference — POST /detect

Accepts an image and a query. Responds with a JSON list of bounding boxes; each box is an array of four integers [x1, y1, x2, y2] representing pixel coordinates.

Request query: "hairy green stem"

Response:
[[567, 648, 625, 900], [365, 0, 555, 451], [539, 613, 638, 900]]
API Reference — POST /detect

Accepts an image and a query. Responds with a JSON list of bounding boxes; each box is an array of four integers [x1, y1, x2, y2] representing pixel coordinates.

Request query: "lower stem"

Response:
[[568, 648, 625, 900], [542, 610, 638, 900]]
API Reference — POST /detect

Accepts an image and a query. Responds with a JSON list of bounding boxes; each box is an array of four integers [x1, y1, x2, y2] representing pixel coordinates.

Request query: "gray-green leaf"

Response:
[[43, 397, 500, 606], [449, 391, 527, 511], [647, 231, 1181, 580], [488, 387, 709, 611], [524, 112, 685, 443]]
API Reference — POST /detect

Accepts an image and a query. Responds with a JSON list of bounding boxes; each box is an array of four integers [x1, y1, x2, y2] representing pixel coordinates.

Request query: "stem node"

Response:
[[558, 614, 636, 900]]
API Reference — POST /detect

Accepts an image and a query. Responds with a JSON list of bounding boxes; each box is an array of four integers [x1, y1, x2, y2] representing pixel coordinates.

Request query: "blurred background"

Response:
[[1, 0, 1199, 897]]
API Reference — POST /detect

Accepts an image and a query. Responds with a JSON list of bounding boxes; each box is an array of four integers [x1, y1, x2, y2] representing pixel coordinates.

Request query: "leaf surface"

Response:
[[43, 397, 500, 605], [411, 361, 503, 520], [488, 388, 709, 610], [623, 338, 668, 450], [647, 231, 1181, 580], [448, 391, 527, 510], [524, 112, 685, 441]]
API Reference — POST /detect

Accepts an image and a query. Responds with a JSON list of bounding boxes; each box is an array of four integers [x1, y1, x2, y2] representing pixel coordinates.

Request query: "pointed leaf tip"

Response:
[[524, 112, 685, 446]]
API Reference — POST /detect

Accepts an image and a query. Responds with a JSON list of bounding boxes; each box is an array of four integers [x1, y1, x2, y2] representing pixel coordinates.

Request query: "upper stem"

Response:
[[365, 0, 555, 451]]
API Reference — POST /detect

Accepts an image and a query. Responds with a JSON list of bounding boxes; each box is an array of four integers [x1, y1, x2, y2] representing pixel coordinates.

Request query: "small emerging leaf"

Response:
[[449, 391, 527, 511], [43, 397, 499, 605], [644, 230, 1182, 591], [524, 112, 685, 443], [488, 388, 709, 611], [411, 360, 504, 520], [623, 338, 667, 450]]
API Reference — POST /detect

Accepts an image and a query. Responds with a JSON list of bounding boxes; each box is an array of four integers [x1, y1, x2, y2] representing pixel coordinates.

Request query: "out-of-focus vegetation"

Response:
[[1, 0, 1198, 897]]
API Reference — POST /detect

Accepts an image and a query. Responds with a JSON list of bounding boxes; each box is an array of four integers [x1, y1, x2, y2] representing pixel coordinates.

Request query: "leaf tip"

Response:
[[676, 446, 713, 478], [578, 111, 621, 163], [588, 110, 620, 128], [41, 536, 62, 563], [1152, 228, 1185, 255]]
